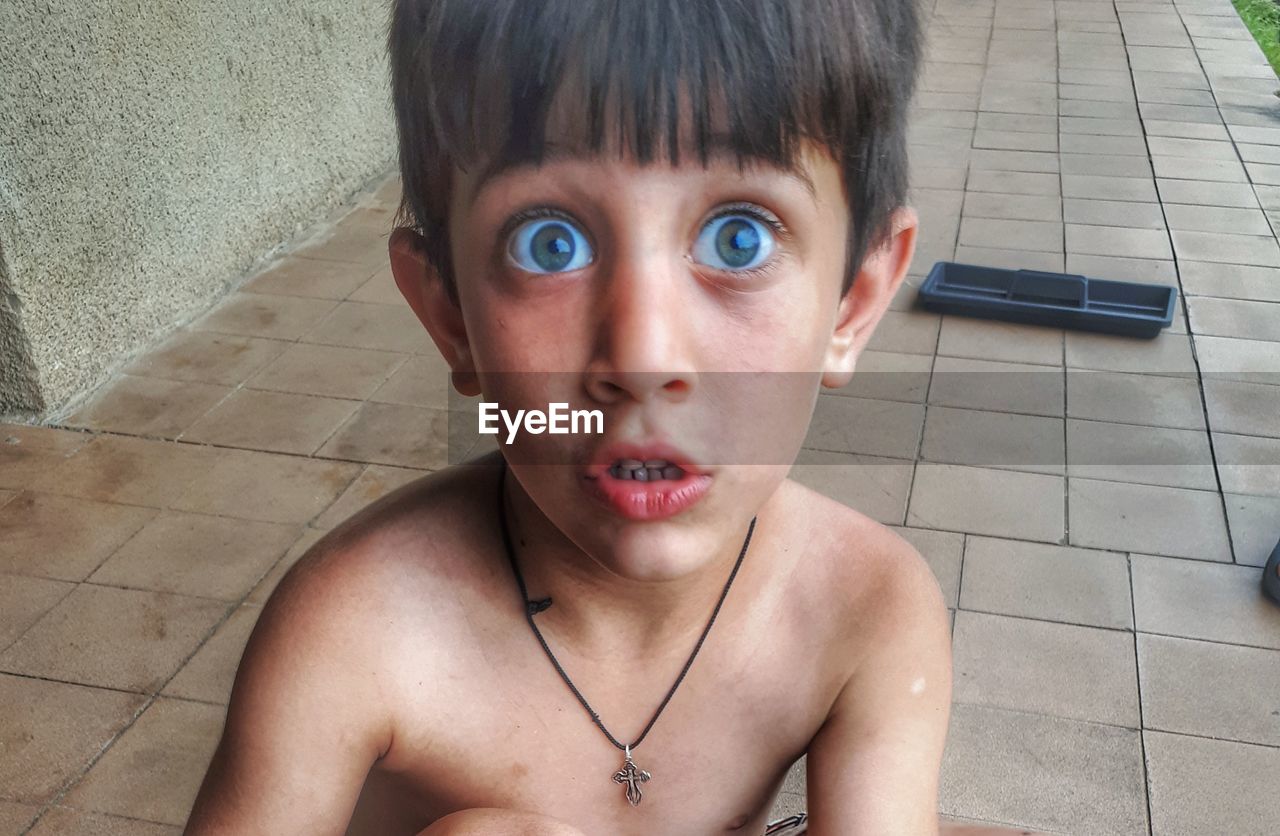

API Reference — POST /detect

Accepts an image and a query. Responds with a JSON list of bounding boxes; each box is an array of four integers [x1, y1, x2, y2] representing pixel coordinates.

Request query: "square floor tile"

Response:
[[1066, 370, 1205, 431], [246, 343, 407, 401], [1131, 555, 1280, 648], [1069, 479, 1229, 560], [299, 301, 433, 354], [0, 574, 74, 652], [239, 256, 378, 300], [1065, 330, 1196, 377], [890, 526, 964, 608], [789, 450, 915, 526], [311, 464, 427, 531], [1066, 419, 1216, 490], [960, 536, 1132, 628], [1188, 298, 1280, 341], [348, 266, 404, 306], [62, 376, 230, 439], [179, 388, 360, 456], [937, 316, 1063, 366], [171, 448, 361, 525], [291, 224, 390, 268], [88, 511, 299, 601], [929, 356, 1065, 417], [805, 396, 925, 460], [0, 673, 145, 805], [190, 293, 337, 341], [1224, 493, 1280, 567], [0, 802, 39, 833], [63, 697, 224, 826], [315, 401, 451, 470], [1213, 432, 1280, 498], [0, 584, 227, 693], [0, 425, 88, 491], [163, 604, 261, 705], [1195, 335, 1280, 383], [833, 350, 932, 403], [1065, 223, 1172, 259], [28, 435, 219, 508], [939, 704, 1147, 834], [26, 808, 181, 836], [1138, 633, 1280, 747], [0, 492, 157, 581], [367, 354, 452, 410], [1204, 378, 1280, 437], [908, 463, 1065, 542], [922, 406, 1064, 474], [866, 310, 942, 356], [952, 611, 1140, 726], [1144, 730, 1280, 836], [122, 330, 289, 387]]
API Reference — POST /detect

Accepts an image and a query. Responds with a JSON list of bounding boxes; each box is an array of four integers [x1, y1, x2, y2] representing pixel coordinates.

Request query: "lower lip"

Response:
[[584, 470, 713, 521]]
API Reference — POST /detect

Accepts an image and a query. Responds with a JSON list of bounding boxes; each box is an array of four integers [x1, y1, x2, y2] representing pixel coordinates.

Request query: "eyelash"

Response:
[[501, 202, 790, 279]]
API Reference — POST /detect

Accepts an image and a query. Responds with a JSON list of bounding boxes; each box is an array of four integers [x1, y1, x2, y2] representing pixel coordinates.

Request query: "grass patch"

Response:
[[1232, 0, 1280, 76]]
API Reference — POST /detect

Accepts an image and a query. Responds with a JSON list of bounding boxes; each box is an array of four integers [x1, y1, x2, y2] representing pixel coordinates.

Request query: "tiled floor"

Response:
[[3, 0, 1280, 833]]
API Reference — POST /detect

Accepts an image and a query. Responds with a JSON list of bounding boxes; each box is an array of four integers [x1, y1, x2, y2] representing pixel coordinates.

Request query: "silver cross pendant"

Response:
[[612, 745, 651, 806]]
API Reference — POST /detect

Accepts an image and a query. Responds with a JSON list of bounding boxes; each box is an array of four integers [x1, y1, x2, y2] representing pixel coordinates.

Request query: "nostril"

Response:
[[663, 380, 690, 396]]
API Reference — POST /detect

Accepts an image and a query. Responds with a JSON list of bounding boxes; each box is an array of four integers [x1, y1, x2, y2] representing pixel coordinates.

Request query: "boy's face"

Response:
[[391, 137, 916, 579]]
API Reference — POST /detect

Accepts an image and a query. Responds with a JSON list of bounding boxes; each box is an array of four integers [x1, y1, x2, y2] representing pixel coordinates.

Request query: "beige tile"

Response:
[[951, 245, 1064, 273], [940, 704, 1147, 834], [1061, 198, 1167, 229], [0, 425, 89, 490], [960, 192, 1062, 222], [1204, 378, 1280, 438], [1065, 330, 1196, 377], [1066, 419, 1216, 490], [0, 492, 157, 581], [1224, 493, 1280, 567], [1065, 224, 1172, 260], [1171, 229, 1280, 268], [1065, 252, 1179, 284], [789, 450, 915, 526], [247, 343, 408, 401], [960, 536, 1132, 629], [0, 673, 145, 805], [0, 801, 39, 834], [29, 435, 219, 507], [890, 526, 964, 608], [936, 316, 1063, 366], [908, 463, 1065, 542], [1195, 335, 1280, 383], [804, 395, 924, 460], [1182, 260, 1280, 303], [163, 604, 261, 705], [348, 266, 405, 306], [0, 585, 227, 693], [368, 354, 452, 410], [190, 293, 338, 341], [26, 808, 181, 836], [299, 300, 433, 354], [1066, 370, 1206, 431], [64, 698, 223, 826], [179, 389, 360, 456], [0, 574, 74, 652], [62, 376, 230, 439], [88, 511, 299, 601], [929, 356, 1064, 417], [1144, 731, 1280, 836], [1188, 298, 1280, 342], [1138, 633, 1280, 747], [958, 218, 1063, 252], [866, 310, 942, 356], [239, 256, 378, 300], [171, 448, 360, 525], [312, 464, 427, 531], [922, 406, 1064, 475], [1214, 432, 1280, 498], [246, 527, 328, 606], [315, 402, 451, 470], [1131, 555, 1280, 648], [122, 330, 289, 386], [952, 611, 1139, 726], [1069, 479, 1230, 560], [291, 223, 390, 268]]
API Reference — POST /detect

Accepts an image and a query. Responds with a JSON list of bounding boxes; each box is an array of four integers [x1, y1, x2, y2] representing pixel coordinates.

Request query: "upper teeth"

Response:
[[610, 459, 684, 481]]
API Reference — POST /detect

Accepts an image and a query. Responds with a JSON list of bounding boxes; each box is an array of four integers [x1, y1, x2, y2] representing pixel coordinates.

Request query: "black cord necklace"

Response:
[[497, 464, 757, 807]]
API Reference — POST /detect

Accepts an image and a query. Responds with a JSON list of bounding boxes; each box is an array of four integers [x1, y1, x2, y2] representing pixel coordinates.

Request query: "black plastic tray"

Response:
[[917, 261, 1175, 338]]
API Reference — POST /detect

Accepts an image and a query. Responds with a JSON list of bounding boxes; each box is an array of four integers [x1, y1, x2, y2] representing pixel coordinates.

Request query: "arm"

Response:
[[185, 535, 395, 835], [805, 544, 953, 836]]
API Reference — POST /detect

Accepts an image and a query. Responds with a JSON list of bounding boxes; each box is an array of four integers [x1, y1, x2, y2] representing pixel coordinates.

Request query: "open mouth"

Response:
[[606, 459, 687, 482]]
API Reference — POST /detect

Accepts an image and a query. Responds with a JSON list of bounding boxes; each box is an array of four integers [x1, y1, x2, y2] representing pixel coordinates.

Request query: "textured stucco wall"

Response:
[[0, 0, 396, 418]]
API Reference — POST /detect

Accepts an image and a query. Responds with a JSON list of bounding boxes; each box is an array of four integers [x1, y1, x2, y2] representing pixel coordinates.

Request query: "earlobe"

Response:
[[387, 227, 481, 396], [821, 208, 918, 389]]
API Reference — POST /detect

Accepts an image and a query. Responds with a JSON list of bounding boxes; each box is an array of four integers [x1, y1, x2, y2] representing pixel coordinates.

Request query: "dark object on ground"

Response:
[[917, 262, 1176, 338], [1263, 537, 1280, 606]]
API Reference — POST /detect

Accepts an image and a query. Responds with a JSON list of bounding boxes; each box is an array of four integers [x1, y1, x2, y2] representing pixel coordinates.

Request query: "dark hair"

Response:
[[388, 0, 922, 297]]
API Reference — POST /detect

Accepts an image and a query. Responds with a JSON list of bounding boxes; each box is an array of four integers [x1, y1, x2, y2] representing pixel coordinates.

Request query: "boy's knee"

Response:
[[416, 807, 587, 836]]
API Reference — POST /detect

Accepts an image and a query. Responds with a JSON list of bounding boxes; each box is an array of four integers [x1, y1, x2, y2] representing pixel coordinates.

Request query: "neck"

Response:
[[498, 469, 760, 663]]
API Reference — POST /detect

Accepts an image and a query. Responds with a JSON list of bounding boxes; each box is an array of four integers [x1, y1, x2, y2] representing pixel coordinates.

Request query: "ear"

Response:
[[821, 207, 918, 389], [388, 227, 481, 396]]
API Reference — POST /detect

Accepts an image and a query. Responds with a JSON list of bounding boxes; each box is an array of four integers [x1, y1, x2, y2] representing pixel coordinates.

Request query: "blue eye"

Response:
[[507, 216, 593, 274], [693, 214, 776, 272]]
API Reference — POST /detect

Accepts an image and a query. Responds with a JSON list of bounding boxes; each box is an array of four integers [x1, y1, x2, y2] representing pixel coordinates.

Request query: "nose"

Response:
[[583, 247, 697, 406]]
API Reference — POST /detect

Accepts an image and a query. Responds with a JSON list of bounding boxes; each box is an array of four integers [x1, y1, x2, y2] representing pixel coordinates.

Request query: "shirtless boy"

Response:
[[186, 1, 969, 833]]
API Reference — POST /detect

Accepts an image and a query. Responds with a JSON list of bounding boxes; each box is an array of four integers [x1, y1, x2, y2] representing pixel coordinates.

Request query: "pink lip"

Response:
[[582, 442, 712, 521]]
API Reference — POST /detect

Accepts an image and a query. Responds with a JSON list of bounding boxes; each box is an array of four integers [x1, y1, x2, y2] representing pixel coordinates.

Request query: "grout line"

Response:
[[1127, 548, 1156, 835]]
